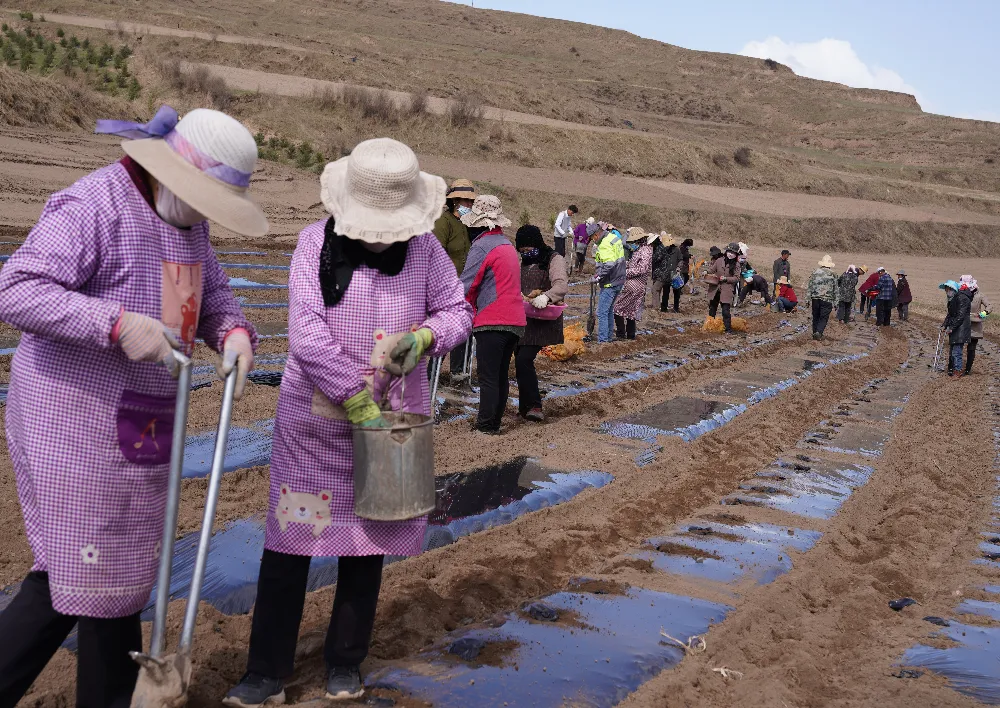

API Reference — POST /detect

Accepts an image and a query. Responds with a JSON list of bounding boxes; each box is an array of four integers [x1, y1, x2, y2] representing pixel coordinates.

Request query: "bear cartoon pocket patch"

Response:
[[276, 485, 333, 537]]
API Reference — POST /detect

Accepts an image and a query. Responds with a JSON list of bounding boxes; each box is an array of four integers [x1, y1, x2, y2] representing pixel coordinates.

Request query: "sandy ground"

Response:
[[10, 304, 1000, 708], [0, 59, 998, 706]]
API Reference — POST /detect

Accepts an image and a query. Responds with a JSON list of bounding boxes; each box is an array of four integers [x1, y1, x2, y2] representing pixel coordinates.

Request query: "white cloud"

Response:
[[740, 37, 921, 100]]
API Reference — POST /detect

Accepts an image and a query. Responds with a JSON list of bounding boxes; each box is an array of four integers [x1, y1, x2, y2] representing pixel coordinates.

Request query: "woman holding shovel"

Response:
[[224, 138, 472, 706], [0, 106, 263, 707]]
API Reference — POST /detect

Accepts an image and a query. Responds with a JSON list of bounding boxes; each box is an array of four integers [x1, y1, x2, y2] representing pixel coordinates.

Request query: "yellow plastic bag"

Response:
[[701, 315, 748, 333], [541, 323, 587, 361]]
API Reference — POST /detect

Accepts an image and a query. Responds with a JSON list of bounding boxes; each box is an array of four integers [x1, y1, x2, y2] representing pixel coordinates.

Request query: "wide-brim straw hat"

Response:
[[461, 194, 511, 230], [660, 232, 677, 247], [818, 254, 836, 268], [446, 178, 477, 201], [859, 265, 869, 274], [626, 226, 647, 243], [777, 276, 791, 285], [321, 138, 445, 244], [119, 108, 269, 237]]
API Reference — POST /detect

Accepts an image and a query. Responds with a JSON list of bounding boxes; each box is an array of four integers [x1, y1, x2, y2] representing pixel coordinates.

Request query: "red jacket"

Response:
[[859, 273, 880, 295], [460, 228, 526, 329], [778, 284, 797, 303]]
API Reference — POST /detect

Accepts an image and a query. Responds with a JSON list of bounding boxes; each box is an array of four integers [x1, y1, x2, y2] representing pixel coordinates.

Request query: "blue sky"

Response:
[[447, 0, 998, 122]]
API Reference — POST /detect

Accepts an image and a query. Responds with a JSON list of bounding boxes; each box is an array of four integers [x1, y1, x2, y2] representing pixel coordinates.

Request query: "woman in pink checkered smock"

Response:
[[225, 139, 472, 706], [0, 107, 266, 707]]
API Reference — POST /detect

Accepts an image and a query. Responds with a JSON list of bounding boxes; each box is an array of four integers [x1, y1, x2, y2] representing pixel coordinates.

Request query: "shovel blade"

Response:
[[129, 652, 192, 708]]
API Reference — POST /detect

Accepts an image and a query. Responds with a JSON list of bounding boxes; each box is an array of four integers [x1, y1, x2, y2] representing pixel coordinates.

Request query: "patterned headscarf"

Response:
[[960, 274, 978, 292]]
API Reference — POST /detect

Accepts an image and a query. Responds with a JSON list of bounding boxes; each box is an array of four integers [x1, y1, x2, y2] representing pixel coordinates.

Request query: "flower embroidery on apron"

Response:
[[276, 485, 333, 536], [161, 260, 203, 356], [81, 545, 99, 565]]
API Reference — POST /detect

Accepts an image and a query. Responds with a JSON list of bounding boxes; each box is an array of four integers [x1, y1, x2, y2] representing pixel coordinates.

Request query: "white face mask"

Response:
[[155, 185, 205, 229]]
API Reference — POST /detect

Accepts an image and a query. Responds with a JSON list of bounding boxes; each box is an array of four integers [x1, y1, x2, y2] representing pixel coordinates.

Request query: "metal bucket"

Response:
[[353, 411, 435, 521]]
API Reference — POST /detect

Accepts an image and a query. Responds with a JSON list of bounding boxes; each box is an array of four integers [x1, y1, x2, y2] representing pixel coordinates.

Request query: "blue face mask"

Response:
[[457, 206, 472, 217], [626, 242, 639, 252]]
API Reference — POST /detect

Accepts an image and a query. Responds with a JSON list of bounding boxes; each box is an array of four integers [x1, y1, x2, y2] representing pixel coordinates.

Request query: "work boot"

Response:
[[525, 408, 545, 422], [223, 673, 286, 707], [326, 666, 364, 701], [812, 333, 822, 341]]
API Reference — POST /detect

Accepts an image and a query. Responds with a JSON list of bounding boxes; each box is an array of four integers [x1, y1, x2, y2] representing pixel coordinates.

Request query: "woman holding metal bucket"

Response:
[[224, 139, 473, 706], [0, 106, 262, 707]]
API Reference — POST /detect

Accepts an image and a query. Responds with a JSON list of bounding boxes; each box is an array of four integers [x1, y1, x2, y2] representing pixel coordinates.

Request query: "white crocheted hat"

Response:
[[460, 194, 512, 230], [121, 108, 268, 237], [320, 138, 445, 244]]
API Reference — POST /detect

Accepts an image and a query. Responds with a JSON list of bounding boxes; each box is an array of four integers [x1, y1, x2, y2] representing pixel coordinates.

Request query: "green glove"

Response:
[[343, 390, 390, 428], [386, 328, 434, 376]]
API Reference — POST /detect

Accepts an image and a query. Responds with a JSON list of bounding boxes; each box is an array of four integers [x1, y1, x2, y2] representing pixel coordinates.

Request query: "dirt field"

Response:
[[1, 2, 999, 706]]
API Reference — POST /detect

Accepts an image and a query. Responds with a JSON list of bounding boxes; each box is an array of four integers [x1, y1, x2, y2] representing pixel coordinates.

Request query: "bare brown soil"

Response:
[[0, 3, 998, 707]]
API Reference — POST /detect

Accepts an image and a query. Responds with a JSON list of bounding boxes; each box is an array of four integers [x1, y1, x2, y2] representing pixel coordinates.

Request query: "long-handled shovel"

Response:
[[586, 280, 597, 336], [428, 355, 442, 416], [130, 364, 239, 708]]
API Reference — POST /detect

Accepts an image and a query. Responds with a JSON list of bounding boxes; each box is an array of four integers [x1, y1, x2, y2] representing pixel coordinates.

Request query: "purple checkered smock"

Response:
[[265, 221, 472, 558], [0, 162, 256, 618]]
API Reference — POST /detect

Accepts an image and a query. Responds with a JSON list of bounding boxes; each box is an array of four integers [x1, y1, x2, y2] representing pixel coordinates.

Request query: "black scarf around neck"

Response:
[[319, 218, 409, 307]]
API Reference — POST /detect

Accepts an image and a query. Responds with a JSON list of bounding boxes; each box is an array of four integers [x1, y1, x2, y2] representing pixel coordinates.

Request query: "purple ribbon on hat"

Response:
[[95, 105, 252, 189], [95, 104, 179, 140]]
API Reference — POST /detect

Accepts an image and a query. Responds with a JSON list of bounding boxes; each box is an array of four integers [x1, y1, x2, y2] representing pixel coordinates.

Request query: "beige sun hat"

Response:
[[626, 226, 647, 243], [818, 254, 836, 269], [659, 232, 676, 248], [586, 216, 596, 225], [777, 276, 791, 286], [446, 178, 477, 201], [320, 138, 445, 244], [461, 194, 512, 230], [110, 107, 269, 237], [646, 233, 659, 246]]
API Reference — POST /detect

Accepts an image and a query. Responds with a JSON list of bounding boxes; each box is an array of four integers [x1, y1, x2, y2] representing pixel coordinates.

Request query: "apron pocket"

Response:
[[117, 390, 176, 466]]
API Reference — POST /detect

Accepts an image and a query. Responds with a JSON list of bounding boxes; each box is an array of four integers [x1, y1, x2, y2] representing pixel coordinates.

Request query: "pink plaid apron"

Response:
[[0, 163, 255, 617], [264, 222, 472, 558]]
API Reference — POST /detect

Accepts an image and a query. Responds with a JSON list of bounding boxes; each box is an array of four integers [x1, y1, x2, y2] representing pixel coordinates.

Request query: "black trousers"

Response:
[[858, 294, 868, 314], [613, 316, 637, 340], [553, 237, 566, 257], [514, 345, 544, 415], [837, 301, 853, 322], [708, 293, 732, 332], [811, 299, 833, 335], [660, 282, 681, 313], [737, 284, 773, 307], [897, 303, 909, 321], [875, 299, 892, 326], [0, 571, 141, 708], [449, 337, 473, 375], [473, 330, 519, 432], [966, 338, 980, 373], [247, 550, 384, 678]]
